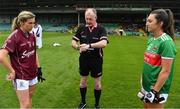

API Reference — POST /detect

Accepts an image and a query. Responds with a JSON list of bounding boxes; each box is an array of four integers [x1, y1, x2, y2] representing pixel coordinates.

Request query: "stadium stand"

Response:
[[0, 0, 180, 36], [0, 23, 11, 31]]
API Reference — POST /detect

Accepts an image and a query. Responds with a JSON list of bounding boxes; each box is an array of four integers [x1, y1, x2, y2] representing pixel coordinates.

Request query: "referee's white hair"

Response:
[[85, 8, 97, 19]]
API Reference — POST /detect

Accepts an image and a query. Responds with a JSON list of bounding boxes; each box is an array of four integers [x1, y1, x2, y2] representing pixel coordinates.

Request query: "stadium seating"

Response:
[[175, 25, 180, 37], [0, 23, 11, 31], [0, 22, 179, 37], [40, 23, 69, 32]]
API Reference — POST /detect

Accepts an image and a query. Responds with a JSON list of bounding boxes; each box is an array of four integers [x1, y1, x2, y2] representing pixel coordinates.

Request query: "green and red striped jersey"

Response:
[[142, 33, 177, 93]]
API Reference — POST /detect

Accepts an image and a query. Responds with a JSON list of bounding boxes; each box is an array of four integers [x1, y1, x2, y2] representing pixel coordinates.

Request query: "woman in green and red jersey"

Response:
[[138, 9, 177, 108]]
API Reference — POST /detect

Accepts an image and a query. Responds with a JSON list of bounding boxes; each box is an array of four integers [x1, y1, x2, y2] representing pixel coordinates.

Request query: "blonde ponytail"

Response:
[[11, 11, 35, 31], [11, 17, 19, 31]]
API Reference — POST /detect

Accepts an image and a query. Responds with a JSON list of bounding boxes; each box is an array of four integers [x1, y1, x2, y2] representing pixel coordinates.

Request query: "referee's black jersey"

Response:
[[72, 24, 108, 58]]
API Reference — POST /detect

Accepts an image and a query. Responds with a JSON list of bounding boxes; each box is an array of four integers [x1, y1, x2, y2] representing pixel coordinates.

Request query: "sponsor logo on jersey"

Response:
[[144, 52, 161, 66], [22, 50, 35, 58]]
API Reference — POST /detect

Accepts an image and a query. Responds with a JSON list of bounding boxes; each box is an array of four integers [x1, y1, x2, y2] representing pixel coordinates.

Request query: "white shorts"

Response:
[[141, 87, 168, 104], [13, 77, 38, 91]]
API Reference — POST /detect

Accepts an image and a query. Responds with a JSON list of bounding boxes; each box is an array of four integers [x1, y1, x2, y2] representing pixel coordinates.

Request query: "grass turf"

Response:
[[0, 32, 180, 108]]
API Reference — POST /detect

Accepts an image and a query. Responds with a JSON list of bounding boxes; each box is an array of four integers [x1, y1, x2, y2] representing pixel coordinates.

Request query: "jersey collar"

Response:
[[86, 23, 97, 32], [153, 33, 166, 40], [19, 28, 30, 38]]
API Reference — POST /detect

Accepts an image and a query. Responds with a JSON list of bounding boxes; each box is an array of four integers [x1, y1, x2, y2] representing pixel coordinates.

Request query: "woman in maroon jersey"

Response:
[[0, 11, 45, 108]]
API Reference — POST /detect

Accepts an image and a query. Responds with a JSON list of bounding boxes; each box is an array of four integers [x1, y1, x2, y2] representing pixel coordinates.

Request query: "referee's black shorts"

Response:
[[79, 56, 103, 78]]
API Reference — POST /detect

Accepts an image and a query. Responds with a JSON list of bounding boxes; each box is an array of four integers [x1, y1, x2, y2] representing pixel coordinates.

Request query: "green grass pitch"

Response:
[[0, 32, 180, 108]]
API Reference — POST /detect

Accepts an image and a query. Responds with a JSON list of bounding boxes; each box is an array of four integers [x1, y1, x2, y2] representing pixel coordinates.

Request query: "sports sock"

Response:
[[94, 89, 101, 106], [80, 87, 87, 103]]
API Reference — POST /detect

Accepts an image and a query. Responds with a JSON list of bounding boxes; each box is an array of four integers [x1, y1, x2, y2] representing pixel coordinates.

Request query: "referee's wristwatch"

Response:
[[89, 44, 92, 48]]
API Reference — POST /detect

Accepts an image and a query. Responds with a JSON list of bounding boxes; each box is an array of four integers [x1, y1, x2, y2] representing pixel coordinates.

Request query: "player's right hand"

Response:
[[6, 71, 15, 81]]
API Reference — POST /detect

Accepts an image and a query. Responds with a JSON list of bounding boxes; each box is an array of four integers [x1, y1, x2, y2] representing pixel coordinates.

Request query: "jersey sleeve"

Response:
[[2, 33, 16, 53], [100, 26, 109, 43], [160, 40, 176, 59], [72, 25, 83, 42]]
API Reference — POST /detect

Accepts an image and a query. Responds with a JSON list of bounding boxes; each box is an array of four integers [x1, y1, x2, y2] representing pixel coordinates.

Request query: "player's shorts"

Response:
[[79, 56, 103, 78], [13, 77, 38, 90], [141, 87, 168, 104]]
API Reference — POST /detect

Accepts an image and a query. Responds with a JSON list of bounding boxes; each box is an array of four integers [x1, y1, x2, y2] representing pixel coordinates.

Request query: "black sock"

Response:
[[94, 89, 101, 106], [80, 87, 87, 103]]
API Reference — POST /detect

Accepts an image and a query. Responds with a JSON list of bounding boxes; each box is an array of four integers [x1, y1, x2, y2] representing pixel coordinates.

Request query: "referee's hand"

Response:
[[80, 44, 89, 53]]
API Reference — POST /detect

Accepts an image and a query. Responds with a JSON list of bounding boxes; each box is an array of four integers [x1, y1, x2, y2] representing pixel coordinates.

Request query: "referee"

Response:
[[72, 8, 108, 109]]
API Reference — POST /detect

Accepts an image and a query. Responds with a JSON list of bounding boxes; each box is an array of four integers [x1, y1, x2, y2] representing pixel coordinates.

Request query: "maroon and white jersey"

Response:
[[2, 29, 37, 80]]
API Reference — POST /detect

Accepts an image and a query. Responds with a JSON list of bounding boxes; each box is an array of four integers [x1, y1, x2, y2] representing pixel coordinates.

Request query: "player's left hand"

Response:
[[37, 67, 46, 82], [144, 89, 160, 103]]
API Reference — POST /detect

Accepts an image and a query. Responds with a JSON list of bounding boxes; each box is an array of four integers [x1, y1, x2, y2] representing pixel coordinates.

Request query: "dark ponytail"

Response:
[[164, 9, 175, 40], [151, 9, 175, 41]]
